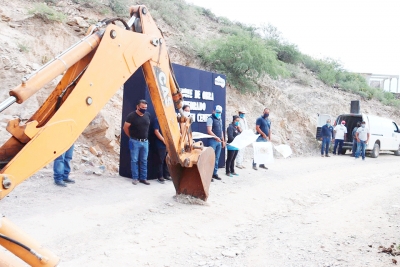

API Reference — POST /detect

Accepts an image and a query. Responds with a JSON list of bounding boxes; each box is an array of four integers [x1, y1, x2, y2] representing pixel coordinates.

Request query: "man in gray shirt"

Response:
[[355, 120, 370, 160]]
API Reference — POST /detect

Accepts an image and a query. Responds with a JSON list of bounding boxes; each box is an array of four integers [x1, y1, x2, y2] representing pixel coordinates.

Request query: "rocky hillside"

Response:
[[1, 0, 399, 174]]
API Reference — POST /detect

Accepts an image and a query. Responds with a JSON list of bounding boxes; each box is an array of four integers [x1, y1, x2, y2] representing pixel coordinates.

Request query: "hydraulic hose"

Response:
[[0, 233, 44, 261]]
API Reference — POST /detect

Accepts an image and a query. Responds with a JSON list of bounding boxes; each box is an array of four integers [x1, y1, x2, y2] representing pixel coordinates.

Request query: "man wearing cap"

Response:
[[236, 107, 248, 169], [333, 120, 347, 155], [253, 108, 271, 170], [355, 121, 370, 160], [207, 105, 225, 181]]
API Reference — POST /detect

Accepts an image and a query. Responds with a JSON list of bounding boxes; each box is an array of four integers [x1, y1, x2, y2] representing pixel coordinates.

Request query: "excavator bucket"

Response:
[[167, 146, 215, 201]]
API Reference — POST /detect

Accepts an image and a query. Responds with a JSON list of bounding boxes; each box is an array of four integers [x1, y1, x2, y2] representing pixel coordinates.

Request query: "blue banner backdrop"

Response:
[[119, 64, 226, 179]]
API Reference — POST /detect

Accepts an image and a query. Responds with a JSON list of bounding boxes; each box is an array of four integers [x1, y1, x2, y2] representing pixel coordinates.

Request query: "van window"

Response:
[[392, 122, 399, 133]]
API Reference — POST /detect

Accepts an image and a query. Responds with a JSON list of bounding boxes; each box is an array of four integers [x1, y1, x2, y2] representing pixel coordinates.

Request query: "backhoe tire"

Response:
[[370, 143, 380, 158], [394, 145, 400, 156]]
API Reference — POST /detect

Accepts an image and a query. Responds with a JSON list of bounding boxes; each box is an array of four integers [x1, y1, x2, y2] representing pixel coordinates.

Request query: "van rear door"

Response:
[[316, 114, 332, 139], [392, 122, 400, 149]]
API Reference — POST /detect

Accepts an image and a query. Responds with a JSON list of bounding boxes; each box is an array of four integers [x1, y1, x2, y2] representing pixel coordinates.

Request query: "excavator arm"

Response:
[[0, 6, 214, 266]]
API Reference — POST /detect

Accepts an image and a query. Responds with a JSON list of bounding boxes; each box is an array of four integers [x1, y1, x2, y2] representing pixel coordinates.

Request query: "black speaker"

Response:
[[350, 100, 360, 114]]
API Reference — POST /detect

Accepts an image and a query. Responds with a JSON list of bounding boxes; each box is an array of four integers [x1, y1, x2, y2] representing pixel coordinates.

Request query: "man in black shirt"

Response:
[[123, 99, 151, 185]]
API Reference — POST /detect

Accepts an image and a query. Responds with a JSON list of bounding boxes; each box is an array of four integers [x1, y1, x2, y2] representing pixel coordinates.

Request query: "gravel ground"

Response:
[[1, 152, 400, 267]]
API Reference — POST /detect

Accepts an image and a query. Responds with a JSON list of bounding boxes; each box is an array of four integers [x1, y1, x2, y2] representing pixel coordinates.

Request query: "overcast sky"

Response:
[[187, 0, 400, 91]]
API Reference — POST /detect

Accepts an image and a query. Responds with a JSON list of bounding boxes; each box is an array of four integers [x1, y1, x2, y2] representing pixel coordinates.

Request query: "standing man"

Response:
[[351, 122, 361, 157], [235, 107, 248, 169], [53, 145, 75, 187], [355, 120, 370, 160], [153, 117, 171, 184], [333, 120, 347, 155], [207, 105, 225, 181], [123, 99, 151, 185], [253, 108, 271, 170], [320, 119, 334, 157]]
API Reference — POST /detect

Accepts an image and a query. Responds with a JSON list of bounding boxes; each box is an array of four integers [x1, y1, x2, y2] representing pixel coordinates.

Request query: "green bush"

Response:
[[198, 7, 218, 22], [302, 55, 320, 73], [275, 43, 302, 64], [44, 0, 58, 4], [29, 3, 67, 22], [200, 33, 288, 92], [217, 16, 233, 26], [143, 0, 200, 33], [73, 0, 102, 8], [260, 24, 301, 64], [18, 43, 29, 53], [109, 0, 130, 16]]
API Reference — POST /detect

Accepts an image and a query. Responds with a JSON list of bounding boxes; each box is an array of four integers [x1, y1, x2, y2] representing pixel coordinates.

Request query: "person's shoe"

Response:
[[164, 175, 172, 181], [241, 165, 246, 169], [259, 165, 268, 170], [139, 180, 150, 185], [132, 179, 139, 185], [321, 155, 324, 157], [362, 158, 365, 161], [253, 165, 258, 170], [55, 180, 67, 187], [226, 173, 233, 177], [325, 154, 330, 157], [63, 178, 75, 184], [212, 174, 221, 180], [236, 165, 243, 169], [333, 153, 336, 155], [157, 177, 165, 184], [211, 178, 214, 182], [231, 172, 239, 176]]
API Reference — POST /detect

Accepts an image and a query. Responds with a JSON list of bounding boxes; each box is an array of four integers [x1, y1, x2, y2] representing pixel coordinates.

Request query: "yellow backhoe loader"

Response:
[[0, 5, 214, 266]]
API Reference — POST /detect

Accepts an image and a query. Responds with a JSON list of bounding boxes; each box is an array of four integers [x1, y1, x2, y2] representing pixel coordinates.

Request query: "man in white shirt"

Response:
[[236, 107, 248, 169], [355, 120, 370, 160], [333, 120, 347, 155]]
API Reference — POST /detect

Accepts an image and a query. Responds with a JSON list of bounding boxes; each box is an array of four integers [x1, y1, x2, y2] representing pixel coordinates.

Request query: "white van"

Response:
[[317, 113, 400, 157]]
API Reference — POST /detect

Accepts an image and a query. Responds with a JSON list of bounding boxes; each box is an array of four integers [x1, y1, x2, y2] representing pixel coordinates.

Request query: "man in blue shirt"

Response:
[[253, 108, 271, 170], [320, 119, 334, 157]]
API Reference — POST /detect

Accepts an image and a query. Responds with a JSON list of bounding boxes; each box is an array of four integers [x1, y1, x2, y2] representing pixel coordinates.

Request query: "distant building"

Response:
[[359, 73, 399, 93]]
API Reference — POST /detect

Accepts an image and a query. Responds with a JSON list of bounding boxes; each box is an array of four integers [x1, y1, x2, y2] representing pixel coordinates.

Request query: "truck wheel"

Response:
[[394, 145, 400, 156], [370, 143, 380, 158]]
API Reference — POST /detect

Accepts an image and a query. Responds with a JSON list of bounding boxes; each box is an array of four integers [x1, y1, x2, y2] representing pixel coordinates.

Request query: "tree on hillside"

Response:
[[200, 33, 288, 92]]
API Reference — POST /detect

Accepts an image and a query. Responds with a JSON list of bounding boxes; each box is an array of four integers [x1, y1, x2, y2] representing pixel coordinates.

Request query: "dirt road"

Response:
[[1, 154, 399, 267]]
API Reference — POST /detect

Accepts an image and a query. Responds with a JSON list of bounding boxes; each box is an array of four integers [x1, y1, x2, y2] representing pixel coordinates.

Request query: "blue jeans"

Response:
[[208, 138, 222, 176], [253, 136, 268, 167], [129, 139, 149, 180], [321, 137, 331, 155], [333, 139, 344, 154], [352, 140, 357, 156], [156, 147, 170, 178], [53, 145, 74, 182], [355, 141, 367, 159]]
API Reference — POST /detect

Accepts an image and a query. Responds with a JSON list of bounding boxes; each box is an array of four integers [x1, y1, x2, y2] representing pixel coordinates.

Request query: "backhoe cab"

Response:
[[0, 5, 214, 266]]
